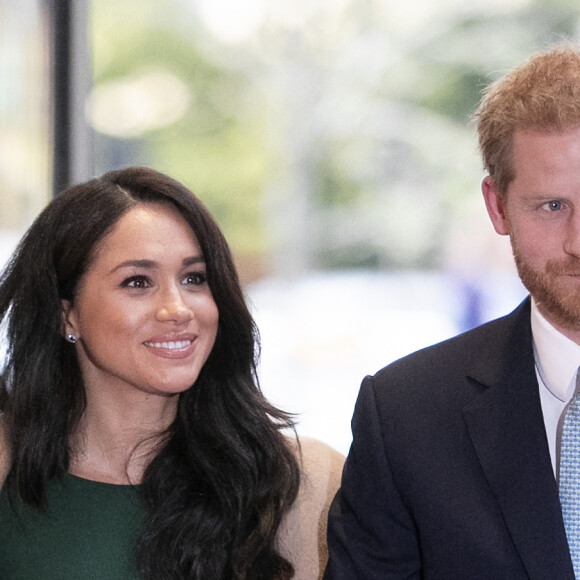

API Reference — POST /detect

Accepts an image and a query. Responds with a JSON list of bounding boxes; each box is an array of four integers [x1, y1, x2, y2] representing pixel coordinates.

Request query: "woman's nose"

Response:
[[155, 288, 194, 323]]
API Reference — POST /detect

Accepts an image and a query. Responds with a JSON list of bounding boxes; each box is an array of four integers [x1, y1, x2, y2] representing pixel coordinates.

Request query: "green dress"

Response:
[[0, 474, 145, 579]]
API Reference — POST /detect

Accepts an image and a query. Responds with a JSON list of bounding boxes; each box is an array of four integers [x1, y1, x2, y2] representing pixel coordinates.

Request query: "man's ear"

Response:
[[60, 299, 78, 339], [482, 176, 510, 236]]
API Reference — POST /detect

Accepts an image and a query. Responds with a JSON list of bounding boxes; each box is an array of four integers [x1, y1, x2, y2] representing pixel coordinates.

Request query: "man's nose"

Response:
[[564, 211, 580, 258]]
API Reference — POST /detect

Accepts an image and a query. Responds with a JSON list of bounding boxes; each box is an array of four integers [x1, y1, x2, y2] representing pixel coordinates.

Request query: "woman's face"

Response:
[[61, 203, 219, 402]]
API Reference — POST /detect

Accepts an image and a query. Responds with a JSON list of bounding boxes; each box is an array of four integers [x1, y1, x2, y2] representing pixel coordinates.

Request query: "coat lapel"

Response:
[[463, 300, 575, 579]]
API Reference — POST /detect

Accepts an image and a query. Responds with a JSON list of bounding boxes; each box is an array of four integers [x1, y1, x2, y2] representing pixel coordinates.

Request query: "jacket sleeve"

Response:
[[324, 376, 422, 579]]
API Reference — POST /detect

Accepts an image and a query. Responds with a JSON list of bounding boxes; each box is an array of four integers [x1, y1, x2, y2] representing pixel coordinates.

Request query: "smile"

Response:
[[144, 340, 192, 350]]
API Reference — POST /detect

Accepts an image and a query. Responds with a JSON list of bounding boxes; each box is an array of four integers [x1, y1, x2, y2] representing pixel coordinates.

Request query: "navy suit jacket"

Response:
[[324, 299, 575, 579]]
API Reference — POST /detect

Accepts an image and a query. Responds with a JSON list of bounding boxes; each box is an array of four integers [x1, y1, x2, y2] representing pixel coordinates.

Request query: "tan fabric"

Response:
[[277, 437, 345, 580], [0, 418, 8, 490]]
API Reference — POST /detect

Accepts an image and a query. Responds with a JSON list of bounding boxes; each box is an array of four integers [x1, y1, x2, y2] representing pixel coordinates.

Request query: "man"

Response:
[[324, 44, 580, 579]]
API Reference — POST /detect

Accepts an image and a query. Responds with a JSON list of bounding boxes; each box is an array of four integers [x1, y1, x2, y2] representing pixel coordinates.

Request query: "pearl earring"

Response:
[[67, 334, 76, 344]]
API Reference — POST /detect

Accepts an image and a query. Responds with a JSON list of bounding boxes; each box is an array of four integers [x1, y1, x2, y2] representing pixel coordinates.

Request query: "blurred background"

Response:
[[2, 0, 577, 453]]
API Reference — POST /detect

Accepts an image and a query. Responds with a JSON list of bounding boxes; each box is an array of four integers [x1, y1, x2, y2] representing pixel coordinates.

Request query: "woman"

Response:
[[0, 167, 342, 579]]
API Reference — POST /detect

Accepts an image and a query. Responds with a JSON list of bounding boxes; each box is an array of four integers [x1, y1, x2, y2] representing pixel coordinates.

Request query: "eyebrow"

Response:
[[111, 256, 205, 273]]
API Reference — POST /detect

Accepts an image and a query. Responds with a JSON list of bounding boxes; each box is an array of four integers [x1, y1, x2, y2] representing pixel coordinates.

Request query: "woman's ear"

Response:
[[60, 299, 78, 340]]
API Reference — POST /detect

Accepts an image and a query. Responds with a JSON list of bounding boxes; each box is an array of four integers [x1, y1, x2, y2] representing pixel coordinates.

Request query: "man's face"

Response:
[[483, 126, 580, 343]]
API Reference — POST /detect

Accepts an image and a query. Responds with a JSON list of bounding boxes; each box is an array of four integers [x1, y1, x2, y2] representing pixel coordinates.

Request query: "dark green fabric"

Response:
[[0, 474, 145, 579]]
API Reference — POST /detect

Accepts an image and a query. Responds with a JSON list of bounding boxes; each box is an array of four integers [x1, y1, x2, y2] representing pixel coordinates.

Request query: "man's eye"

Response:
[[543, 200, 562, 211]]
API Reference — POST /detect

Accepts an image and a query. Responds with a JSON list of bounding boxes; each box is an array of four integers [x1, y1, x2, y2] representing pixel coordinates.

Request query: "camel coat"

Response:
[[278, 437, 345, 579]]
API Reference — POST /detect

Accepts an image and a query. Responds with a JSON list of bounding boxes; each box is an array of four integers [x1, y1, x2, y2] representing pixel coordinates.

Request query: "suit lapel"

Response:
[[462, 300, 575, 579]]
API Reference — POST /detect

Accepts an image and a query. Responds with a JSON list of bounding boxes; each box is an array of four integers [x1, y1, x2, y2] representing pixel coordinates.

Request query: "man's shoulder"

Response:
[[368, 299, 532, 396]]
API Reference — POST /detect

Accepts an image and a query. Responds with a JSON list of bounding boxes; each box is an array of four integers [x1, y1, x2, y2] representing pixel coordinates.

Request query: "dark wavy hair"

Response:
[[0, 166, 300, 579]]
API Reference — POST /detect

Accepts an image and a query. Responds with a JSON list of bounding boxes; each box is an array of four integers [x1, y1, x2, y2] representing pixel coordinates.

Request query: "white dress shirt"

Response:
[[531, 299, 580, 476]]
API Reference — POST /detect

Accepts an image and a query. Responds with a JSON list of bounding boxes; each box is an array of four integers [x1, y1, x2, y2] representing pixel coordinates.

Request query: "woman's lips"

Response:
[[144, 339, 192, 350], [143, 335, 197, 358]]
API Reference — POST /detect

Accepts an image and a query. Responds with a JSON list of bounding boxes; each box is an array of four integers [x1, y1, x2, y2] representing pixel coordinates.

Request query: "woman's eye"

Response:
[[183, 272, 207, 286], [122, 276, 151, 289]]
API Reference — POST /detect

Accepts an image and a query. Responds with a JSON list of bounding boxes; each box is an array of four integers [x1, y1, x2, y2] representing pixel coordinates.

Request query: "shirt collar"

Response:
[[531, 298, 580, 402]]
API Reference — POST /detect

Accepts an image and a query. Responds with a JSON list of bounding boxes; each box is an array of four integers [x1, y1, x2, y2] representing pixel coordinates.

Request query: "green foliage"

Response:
[[90, 0, 580, 275], [90, 0, 266, 259]]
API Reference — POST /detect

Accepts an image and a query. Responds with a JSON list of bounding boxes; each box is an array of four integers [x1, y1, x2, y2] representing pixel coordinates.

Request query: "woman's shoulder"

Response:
[[278, 435, 345, 580], [296, 436, 344, 482]]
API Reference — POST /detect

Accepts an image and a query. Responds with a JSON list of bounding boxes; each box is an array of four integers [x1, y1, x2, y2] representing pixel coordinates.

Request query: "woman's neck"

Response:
[[69, 391, 179, 485]]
